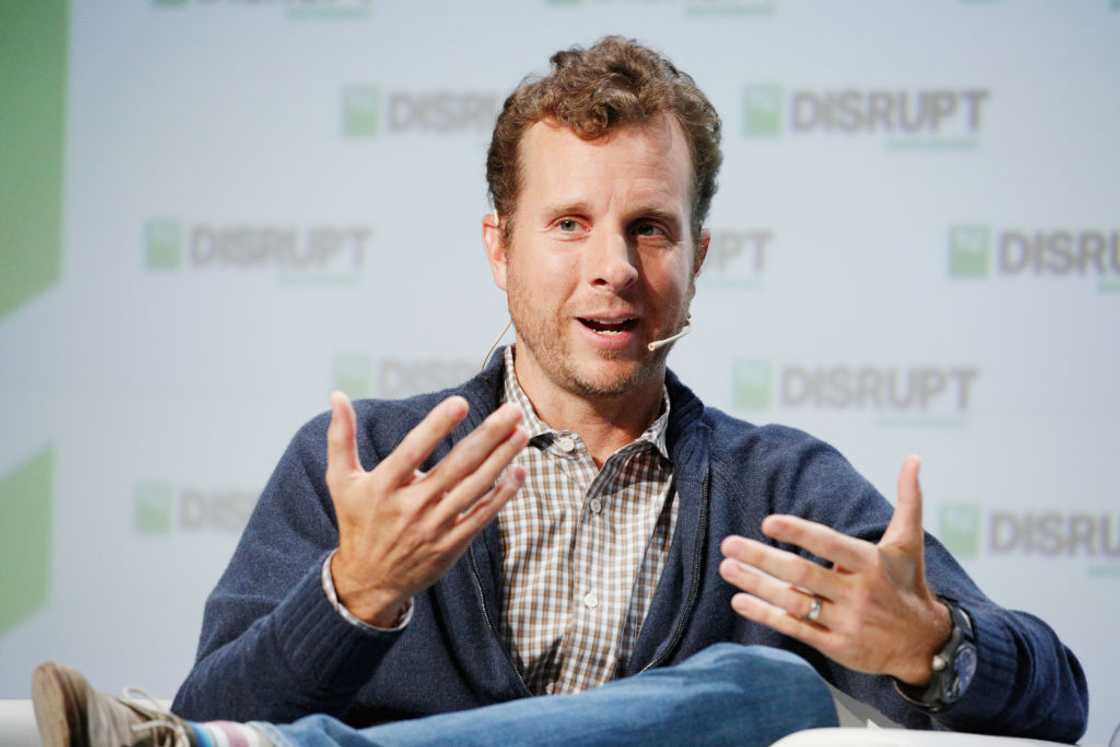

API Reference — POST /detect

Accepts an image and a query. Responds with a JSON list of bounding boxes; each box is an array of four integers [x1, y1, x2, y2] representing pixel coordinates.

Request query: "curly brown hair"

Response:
[[486, 36, 722, 248]]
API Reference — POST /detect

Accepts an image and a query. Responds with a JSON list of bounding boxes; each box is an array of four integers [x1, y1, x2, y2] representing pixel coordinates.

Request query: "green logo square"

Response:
[[342, 86, 379, 137], [134, 482, 174, 534], [948, 225, 991, 278], [144, 219, 182, 270], [732, 360, 773, 410], [334, 353, 374, 398], [2, 0, 68, 321], [742, 85, 782, 137], [938, 503, 981, 560], [0, 448, 54, 634]]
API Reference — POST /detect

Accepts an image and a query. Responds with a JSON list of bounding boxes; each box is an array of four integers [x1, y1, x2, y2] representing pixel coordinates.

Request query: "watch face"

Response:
[[950, 643, 978, 700]]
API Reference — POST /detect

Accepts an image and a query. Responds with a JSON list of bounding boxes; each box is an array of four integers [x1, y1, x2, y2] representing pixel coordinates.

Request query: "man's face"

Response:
[[484, 113, 708, 400]]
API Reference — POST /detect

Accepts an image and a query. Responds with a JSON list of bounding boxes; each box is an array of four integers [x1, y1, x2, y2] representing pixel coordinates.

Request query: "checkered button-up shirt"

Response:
[[498, 346, 678, 695]]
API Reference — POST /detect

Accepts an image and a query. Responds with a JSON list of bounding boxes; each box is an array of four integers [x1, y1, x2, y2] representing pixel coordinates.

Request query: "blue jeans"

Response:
[[255, 644, 839, 747]]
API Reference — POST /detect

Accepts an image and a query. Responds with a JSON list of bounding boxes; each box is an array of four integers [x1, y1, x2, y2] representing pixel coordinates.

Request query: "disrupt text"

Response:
[[790, 88, 990, 134], [189, 226, 370, 269], [781, 366, 979, 410], [998, 230, 1120, 275], [990, 512, 1120, 557], [706, 229, 771, 273]]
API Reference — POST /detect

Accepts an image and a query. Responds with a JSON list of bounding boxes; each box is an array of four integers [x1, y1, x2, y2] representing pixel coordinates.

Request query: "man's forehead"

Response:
[[520, 114, 688, 163], [517, 114, 692, 210]]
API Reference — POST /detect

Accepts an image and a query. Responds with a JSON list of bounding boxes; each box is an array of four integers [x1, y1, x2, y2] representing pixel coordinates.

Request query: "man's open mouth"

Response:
[[578, 317, 638, 336]]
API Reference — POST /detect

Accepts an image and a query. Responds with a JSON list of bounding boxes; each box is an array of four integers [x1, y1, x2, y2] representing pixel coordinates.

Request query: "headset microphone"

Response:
[[647, 314, 692, 352]]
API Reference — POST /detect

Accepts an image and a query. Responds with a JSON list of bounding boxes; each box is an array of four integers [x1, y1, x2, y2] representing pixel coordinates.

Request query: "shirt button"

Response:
[[583, 591, 598, 609], [556, 436, 575, 452], [589, 498, 603, 514]]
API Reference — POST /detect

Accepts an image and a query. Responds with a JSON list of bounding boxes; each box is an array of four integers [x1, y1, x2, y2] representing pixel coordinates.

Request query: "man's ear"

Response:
[[482, 210, 508, 291], [694, 227, 711, 277]]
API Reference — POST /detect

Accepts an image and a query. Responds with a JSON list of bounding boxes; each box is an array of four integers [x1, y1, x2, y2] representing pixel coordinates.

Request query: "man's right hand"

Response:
[[325, 391, 527, 627]]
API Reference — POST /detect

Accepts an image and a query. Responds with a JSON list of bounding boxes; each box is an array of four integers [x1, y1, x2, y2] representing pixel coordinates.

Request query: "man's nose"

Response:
[[587, 229, 639, 292]]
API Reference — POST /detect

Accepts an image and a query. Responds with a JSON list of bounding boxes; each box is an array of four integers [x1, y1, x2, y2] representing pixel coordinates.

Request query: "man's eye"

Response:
[[558, 219, 580, 232], [634, 222, 665, 237]]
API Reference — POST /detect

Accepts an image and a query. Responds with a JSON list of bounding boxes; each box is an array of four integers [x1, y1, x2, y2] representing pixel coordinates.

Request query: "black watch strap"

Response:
[[895, 598, 977, 712]]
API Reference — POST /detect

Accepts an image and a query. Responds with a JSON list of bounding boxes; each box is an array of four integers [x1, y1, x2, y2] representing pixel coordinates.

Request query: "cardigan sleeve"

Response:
[[769, 434, 1088, 743], [172, 410, 405, 723]]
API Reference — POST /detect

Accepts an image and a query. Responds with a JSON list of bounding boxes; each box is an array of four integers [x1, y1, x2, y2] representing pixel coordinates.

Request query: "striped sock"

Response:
[[188, 720, 272, 747]]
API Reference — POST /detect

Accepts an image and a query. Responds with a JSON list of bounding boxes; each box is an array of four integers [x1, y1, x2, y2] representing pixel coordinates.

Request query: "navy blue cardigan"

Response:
[[173, 352, 1088, 742]]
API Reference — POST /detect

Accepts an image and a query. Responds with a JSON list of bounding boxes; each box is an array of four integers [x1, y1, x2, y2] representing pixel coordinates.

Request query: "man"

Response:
[[33, 36, 1087, 747]]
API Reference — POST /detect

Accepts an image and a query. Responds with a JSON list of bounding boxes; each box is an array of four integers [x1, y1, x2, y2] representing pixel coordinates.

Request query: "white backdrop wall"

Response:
[[1, 0, 1117, 742]]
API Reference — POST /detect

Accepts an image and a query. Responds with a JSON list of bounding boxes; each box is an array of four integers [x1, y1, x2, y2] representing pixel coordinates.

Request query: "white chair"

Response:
[[0, 700, 45, 747], [770, 685, 1101, 746]]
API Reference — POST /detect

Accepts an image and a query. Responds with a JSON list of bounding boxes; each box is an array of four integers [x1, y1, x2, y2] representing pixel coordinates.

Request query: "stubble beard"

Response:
[[506, 273, 694, 400]]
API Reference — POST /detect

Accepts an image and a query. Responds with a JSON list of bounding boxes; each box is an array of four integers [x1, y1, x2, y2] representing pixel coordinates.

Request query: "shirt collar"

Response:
[[501, 345, 671, 461]]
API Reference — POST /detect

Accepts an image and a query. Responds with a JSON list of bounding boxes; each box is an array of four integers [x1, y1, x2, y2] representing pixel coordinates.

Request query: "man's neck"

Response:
[[511, 346, 665, 467]]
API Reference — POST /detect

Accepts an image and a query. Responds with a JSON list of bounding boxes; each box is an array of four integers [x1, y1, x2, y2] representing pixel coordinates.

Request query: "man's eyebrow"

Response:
[[631, 207, 681, 223], [628, 207, 683, 231], [541, 200, 594, 218]]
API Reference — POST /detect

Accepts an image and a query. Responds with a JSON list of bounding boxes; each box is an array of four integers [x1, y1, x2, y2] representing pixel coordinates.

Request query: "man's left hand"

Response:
[[718, 455, 953, 686]]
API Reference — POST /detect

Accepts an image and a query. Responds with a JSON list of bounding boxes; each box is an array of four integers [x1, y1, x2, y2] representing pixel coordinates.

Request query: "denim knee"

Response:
[[683, 643, 836, 724], [688, 642, 814, 672]]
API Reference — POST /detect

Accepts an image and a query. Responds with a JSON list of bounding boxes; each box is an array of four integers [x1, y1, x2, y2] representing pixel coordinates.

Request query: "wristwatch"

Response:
[[896, 598, 977, 712]]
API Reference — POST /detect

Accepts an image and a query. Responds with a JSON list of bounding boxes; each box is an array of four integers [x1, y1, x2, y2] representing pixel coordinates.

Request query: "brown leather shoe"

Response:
[[32, 662, 192, 747]]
